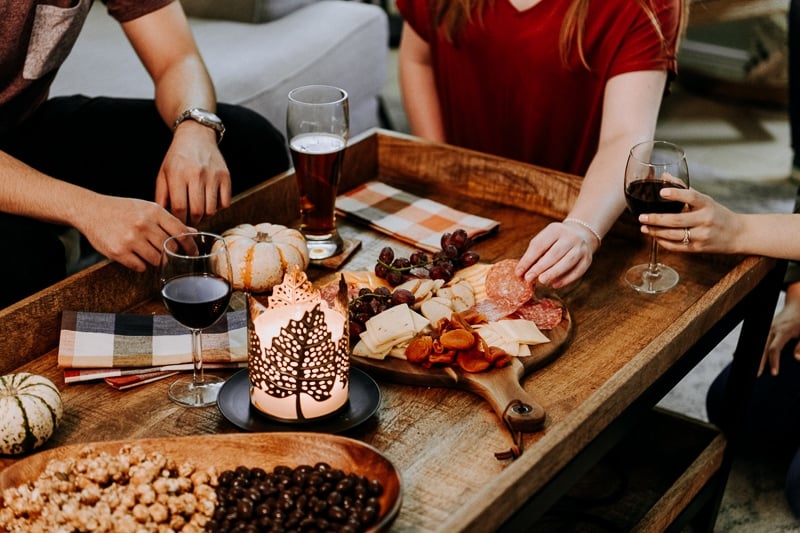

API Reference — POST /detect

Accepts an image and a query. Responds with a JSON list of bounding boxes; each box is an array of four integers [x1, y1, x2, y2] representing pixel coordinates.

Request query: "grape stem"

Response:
[[376, 258, 428, 273]]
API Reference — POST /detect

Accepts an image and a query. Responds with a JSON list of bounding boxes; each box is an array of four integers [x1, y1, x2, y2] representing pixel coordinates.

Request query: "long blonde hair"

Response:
[[432, 0, 684, 71]]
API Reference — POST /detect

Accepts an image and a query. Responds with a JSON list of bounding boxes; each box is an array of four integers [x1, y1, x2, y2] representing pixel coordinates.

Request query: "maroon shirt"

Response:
[[396, 0, 681, 175], [1, 0, 173, 133]]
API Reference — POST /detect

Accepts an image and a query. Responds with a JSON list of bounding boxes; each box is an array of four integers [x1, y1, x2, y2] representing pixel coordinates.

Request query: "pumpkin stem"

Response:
[[255, 232, 273, 243]]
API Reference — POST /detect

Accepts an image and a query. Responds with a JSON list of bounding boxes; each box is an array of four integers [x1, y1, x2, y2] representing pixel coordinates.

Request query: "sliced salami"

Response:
[[318, 277, 356, 308], [471, 298, 519, 322], [485, 259, 534, 308], [513, 298, 563, 330]]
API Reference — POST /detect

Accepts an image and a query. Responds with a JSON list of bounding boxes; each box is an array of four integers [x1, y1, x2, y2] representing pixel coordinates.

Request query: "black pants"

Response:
[[791, 0, 799, 169], [0, 96, 290, 307], [706, 343, 800, 516]]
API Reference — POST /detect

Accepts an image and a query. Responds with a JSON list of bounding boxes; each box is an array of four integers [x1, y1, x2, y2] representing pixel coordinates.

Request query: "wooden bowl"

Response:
[[0, 432, 402, 532]]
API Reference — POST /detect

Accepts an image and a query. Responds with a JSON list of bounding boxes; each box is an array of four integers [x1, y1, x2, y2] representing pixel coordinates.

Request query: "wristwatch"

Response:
[[172, 108, 225, 143]]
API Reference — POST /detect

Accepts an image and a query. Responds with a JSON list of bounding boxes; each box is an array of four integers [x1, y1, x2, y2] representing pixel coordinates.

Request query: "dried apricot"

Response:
[[428, 350, 456, 365], [440, 329, 476, 351], [456, 348, 491, 373], [405, 336, 433, 363], [485, 346, 509, 364]]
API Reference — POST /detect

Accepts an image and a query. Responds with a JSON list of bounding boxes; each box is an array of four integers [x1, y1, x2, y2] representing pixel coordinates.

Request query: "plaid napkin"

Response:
[[58, 310, 247, 369], [335, 181, 500, 252]]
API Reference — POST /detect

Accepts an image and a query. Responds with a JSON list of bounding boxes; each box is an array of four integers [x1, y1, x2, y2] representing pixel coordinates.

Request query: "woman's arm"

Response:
[[639, 187, 800, 259], [516, 69, 668, 288], [398, 22, 446, 142]]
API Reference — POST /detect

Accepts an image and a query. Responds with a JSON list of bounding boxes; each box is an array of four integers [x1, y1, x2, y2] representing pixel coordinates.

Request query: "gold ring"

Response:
[[682, 227, 690, 245]]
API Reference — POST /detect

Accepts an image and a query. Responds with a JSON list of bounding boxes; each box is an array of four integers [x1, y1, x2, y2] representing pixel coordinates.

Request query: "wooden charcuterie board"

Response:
[[351, 294, 573, 432]]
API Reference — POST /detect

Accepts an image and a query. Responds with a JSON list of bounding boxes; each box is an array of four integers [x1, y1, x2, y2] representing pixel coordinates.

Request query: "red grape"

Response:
[[371, 228, 479, 287]]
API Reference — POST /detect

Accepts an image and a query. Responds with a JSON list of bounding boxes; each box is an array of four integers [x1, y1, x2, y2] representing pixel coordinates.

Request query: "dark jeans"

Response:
[[0, 96, 289, 307], [706, 342, 800, 517], [791, 0, 799, 168]]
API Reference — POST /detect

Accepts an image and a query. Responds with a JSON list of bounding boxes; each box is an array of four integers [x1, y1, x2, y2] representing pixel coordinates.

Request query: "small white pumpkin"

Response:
[[220, 223, 310, 293], [0, 373, 63, 455]]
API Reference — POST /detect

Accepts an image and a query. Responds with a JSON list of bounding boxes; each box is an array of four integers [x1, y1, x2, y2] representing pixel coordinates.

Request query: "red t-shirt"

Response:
[[396, 0, 681, 175], [0, 0, 173, 133]]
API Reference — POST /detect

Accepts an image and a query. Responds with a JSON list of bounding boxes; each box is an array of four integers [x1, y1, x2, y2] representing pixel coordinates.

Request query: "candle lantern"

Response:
[[247, 266, 349, 421]]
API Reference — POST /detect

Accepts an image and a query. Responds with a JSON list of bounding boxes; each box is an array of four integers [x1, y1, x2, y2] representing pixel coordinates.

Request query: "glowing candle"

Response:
[[247, 267, 349, 421]]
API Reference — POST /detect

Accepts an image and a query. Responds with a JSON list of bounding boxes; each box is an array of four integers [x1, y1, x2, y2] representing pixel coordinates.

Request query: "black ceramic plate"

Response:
[[217, 368, 381, 433]]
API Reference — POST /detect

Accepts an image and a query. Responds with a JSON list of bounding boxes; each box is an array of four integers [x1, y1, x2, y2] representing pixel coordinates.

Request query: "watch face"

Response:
[[192, 109, 222, 126]]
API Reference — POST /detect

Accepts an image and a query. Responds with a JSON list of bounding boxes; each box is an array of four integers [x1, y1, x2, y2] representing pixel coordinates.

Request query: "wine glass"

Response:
[[159, 232, 232, 407], [287, 84, 349, 260], [623, 140, 690, 294]]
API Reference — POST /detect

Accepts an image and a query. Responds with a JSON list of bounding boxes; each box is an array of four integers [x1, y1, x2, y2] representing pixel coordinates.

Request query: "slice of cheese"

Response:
[[414, 278, 441, 303], [452, 263, 491, 302], [410, 310, 431, 333], [359, 304, 427, 356], [475, 323, 520, 356], [352, 339, 388, 359], [395, 278, 422, 295], [420, 297, 453, 326], [343, 270, 391, 291], [388, 345, 408, 360], [447, 280, 475, 312], [495, 319, 550, 345]]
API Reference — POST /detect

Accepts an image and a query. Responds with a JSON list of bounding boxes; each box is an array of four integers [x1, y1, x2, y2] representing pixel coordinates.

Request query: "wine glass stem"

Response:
[[647, 236, 661, 279], [191, 329, 204, 386]]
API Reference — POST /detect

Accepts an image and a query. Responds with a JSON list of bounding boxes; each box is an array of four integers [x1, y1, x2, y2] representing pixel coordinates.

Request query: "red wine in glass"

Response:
[[161, 274, 231, 330], [625, 180, 688, 216], [623, 141, 690, 294], [159, 232, 232, 407]]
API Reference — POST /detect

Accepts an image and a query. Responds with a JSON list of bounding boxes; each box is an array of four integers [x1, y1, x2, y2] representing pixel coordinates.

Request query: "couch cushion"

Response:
[[180, 0, 315, 23], [48, 1, 388, 137]]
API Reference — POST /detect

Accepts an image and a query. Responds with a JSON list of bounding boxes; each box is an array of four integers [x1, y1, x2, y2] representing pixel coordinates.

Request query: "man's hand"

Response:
[[155, 121, 231, 226], [77, 195, 190, 271]]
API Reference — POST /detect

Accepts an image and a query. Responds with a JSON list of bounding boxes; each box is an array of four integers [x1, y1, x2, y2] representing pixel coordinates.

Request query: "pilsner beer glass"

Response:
[[287, 85, 349, 260]]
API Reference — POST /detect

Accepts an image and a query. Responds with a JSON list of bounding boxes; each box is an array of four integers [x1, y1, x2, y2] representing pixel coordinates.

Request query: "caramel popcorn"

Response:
[[0, 445, 218, 532]]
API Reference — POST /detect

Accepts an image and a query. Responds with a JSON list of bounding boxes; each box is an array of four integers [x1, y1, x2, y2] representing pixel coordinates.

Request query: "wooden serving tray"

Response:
[[0, 432, 402, 532]]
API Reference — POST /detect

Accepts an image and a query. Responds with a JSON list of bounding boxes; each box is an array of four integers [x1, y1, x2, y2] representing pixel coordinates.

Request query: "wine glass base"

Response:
[[624, 263, 679, 294], [168, 375, 225, 407], [303, 231, 344, 260]]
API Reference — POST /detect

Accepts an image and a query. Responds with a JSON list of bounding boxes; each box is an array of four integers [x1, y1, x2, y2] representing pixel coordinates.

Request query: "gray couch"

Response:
[[49, 0, 390, 138]]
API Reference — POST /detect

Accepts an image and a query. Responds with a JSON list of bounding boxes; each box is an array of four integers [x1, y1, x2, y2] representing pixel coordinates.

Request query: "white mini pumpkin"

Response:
[[0, 373, 63, 455], [220, 223, 310, 293]]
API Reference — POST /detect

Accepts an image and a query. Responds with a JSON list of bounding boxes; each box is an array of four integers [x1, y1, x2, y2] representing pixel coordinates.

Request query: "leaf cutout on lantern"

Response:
[[250, 303, 349, 420], [268, 265, 319, 309]]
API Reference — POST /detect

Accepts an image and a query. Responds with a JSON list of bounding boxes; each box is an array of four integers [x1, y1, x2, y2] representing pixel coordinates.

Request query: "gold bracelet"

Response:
[[563, 217, 602, 245]]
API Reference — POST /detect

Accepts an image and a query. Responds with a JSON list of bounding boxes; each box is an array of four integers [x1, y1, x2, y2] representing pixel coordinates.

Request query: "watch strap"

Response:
[[172, 108, 225, 143]]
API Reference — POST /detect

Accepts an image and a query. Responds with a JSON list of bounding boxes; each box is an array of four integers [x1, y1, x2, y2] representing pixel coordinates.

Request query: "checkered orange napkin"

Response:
[[335, 181, 500, 252], [58, 310, 247, 369]]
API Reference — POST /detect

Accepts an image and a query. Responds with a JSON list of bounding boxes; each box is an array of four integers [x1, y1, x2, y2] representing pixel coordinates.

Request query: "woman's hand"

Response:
[[638, 187, 745, 253], [515, 221, 598, 289], [759, 282, 800, 376]]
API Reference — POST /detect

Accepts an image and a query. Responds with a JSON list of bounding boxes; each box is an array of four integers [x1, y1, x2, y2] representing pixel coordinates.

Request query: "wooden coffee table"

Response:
[[0, 129, 783, 531]]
